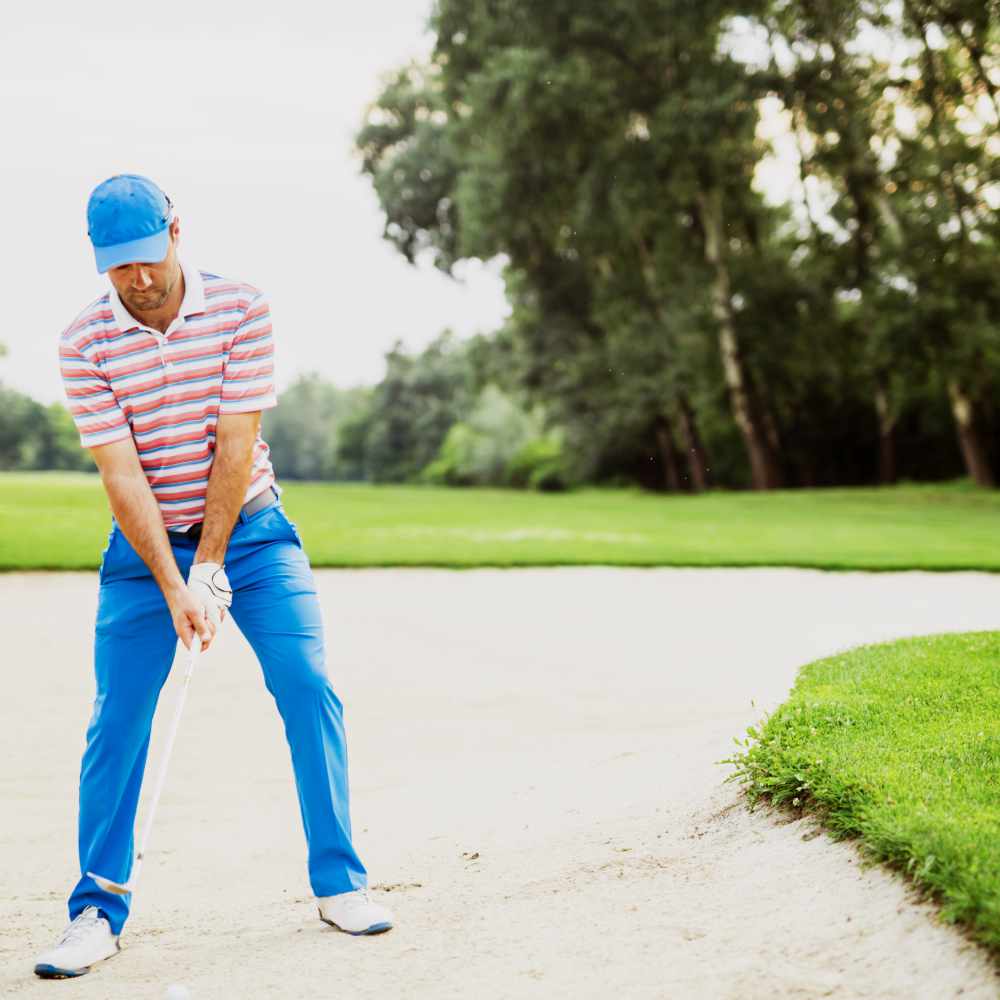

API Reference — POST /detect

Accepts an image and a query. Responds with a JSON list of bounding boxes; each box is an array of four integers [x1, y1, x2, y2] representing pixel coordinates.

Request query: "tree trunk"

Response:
[[654, 416, 684, 492], [676, 393, 710, 492], [874, 380, 897, 485], [797, 449, 818, 488], [696, 187, 782, 489], [947, 380, 995, 487]]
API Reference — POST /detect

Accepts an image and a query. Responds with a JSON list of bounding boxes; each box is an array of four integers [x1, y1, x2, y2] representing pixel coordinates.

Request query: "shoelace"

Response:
[[56, 908, 102, 946]]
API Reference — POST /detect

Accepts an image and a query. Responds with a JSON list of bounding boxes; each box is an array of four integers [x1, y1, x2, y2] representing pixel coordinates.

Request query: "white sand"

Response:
[[2, 568, 999, 999]]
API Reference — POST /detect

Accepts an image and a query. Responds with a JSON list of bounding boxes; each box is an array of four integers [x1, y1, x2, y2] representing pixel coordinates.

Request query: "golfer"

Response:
[[34, 174, 392, 980]]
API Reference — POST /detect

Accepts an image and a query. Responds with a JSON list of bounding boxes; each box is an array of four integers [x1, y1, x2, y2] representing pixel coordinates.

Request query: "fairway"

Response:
[[2, 473, 1000, 572]]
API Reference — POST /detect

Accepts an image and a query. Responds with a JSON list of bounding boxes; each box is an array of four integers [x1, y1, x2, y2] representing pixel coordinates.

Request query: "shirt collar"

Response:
[[109, 257, 205, 334]]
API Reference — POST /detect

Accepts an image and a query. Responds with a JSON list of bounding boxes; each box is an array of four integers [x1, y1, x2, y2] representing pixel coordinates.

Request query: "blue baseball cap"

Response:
[[86, 174, 173, 273]]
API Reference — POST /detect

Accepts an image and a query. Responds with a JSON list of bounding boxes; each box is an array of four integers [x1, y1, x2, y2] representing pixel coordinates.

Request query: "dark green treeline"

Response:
[[355, 0, 1000, 490]]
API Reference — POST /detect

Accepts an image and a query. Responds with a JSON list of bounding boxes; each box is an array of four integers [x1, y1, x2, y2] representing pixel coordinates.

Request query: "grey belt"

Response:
[[177, 486, 278, 543]]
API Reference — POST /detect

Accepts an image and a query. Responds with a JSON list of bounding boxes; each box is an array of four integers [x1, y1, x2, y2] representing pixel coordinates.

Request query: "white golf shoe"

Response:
[[317, 888, 394, 935], [34, 905, 120, 979]]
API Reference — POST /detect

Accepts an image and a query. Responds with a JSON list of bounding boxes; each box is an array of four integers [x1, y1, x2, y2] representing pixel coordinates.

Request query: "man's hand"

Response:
[[166, 584, 216, 650], [187, 562, 233, 629], [165, 564, 231, 651]]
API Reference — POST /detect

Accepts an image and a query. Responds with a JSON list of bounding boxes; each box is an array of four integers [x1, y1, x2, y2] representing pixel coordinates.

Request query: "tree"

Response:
[[263, 375, 368, 480], [0, 387, 45, 469], [35, 403, 95, 471], [361, 1, 798, 488], [893, 0, 1000, 484], [338, 332, 475, 482], [357, 0, 1000, 491], [752, 0, 912, 482]]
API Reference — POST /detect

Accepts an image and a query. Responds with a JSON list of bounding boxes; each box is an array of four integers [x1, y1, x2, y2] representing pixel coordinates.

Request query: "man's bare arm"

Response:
[[90, 437, 213, 648], [195, 412, 261, 565]]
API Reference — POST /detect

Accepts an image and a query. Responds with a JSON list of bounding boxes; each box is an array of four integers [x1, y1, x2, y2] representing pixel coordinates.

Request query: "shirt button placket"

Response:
[[152, 331, 171, 369]]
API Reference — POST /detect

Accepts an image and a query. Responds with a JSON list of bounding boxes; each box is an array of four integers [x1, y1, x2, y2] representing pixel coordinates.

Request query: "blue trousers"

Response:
[[68, 498, 367, 934]]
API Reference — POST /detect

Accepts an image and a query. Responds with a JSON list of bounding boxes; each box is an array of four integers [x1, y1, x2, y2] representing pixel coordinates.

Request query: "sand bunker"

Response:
[[2, 568, 999, 998]]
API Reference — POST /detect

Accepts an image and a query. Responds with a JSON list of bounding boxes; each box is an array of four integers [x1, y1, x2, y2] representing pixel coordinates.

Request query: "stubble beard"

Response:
[[123, 267, 177, 315], [124, 288, 169, 313]]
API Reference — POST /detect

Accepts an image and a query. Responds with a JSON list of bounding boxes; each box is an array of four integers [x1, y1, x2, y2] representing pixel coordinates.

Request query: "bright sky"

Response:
[[0, 2, 509, 402]]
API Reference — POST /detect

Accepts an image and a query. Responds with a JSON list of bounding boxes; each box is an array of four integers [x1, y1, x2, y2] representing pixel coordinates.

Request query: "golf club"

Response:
[[87, 634, 204, 897]]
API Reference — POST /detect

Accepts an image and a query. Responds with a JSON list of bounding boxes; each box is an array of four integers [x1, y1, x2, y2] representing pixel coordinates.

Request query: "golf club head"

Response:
[[86, 871, 132, 896]]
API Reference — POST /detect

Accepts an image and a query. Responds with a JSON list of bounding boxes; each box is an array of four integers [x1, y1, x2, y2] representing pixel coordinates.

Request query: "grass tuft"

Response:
[[727, 632, 1000, 954]]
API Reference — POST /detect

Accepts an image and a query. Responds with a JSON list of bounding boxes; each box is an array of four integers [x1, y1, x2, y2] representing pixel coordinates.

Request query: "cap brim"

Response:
[[94, 228, 170, 273]]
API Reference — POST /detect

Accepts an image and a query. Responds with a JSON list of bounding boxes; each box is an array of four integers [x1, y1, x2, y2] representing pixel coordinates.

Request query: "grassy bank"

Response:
[[1, 472, 999, 571], [728, 632, 1000, 954]]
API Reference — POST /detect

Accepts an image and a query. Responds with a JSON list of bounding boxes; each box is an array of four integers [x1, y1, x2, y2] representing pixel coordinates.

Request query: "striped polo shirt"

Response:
[[59, 260, 278, 528]]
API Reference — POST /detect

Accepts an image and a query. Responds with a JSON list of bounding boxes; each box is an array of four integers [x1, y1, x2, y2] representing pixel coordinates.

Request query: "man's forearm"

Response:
[[195, 431, 256, 565], [101, 468, 186, 602]]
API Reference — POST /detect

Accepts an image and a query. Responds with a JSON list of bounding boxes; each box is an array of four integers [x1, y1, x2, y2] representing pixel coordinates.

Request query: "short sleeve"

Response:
[[59, 342, 131, 448], [220, 292, 278, 414]]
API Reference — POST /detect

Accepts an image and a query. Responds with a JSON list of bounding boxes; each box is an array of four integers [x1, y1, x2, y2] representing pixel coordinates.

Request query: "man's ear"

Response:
[[170, 217, 181, 244]]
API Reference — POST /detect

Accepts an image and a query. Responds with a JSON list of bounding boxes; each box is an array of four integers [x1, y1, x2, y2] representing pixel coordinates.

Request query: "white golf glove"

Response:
[[187, 562, 233, 627]]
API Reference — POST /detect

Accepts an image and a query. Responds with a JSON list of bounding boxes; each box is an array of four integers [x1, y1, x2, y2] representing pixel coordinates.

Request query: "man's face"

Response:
[[107, 218, 182, 315]]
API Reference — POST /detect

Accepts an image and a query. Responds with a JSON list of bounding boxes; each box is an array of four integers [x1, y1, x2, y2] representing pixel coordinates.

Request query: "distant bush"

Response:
[[505, 434, 570, 491], [421, 423, 478, 486], [422, 384, 565, 489]]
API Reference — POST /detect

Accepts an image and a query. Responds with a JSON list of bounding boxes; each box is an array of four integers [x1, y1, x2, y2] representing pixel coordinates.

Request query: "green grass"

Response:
[[2, 471, 1000, 571], [728, 632, 1000, 954]]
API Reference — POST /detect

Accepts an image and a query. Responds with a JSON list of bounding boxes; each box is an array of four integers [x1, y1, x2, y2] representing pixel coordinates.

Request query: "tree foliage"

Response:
[[0, 387, 93, 472], [263, 375, 368, 481], [357, 0, 1000, 490]]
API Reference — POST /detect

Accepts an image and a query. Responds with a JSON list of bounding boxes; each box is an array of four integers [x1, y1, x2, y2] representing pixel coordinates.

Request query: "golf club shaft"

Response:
[[132, 635, 203, 879]]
